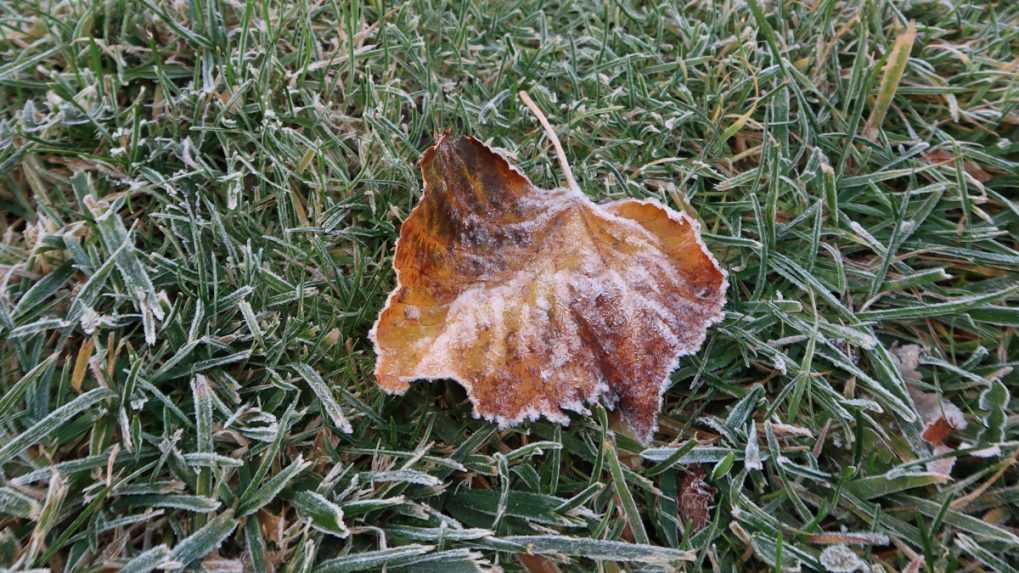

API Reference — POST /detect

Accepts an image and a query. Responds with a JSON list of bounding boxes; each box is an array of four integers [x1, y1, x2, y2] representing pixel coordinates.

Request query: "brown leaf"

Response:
[[893, 348, 966, 477], [679, 465, 715, 531], [370, 135, 727, 440], [920, 416, 955, 446]]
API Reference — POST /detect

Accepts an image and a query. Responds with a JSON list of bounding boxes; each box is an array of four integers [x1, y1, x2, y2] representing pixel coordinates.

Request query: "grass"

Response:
[[1, 0, 1018, 571]]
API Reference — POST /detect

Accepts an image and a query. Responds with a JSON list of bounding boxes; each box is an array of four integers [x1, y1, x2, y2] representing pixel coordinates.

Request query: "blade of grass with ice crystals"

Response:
[[846, 473, 949, 500], [138, 380, 193, 428], [604, 438, 649, 544], [956, 533, 1019, 573], [725, 384, 764, 430], [867, 188, 911, 299], [497, 536, 694, 563], [122, 494, 221, 513], [191, 350, 252, 374], [151, 340, 201, 382], [192, 375, 214, 454], [76, 174, 164, 344], [138, 0, 213, 48], [644, 439, 697, 477], [0, 486, 40, 518], [543, 425, 562, 494], [388, 526, 493, 542], [389, 548, 490, 573], [897, 495, 1019, 545], [9, 317, 70, 338], [245, 515, 269, 573], [447, 489, 591, 528], [293, 491, 350, 538], [192, 374, 214, 526], [238, 403, 296, 504], [292, 362, 352, 433], [0, 351, 59, 421], [11, 452, 114, 486], [120, 545, 171, 573], [359, 469, 442, 487], [66, 240, 128, 324], [641, 446, 750, 465], [0, 387, 114, 466], [856, 284, 1019, 322], [553, 482, 603, 514], [238, 455, 311, 516], [967, 306, 1019, 327], [340, 496, 408, 517], [503, 440, 562, 462], [883, 268, 952, 292], [166, 511, 237, 568], [492, 452, 510, 530], [11, 262, 73, 320], [314, 545, 435, 573], [0, 46, 61, 80]]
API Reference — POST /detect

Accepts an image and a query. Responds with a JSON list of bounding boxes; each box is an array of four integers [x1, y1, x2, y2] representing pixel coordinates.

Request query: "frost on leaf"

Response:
[[370, 134, 727, 440]]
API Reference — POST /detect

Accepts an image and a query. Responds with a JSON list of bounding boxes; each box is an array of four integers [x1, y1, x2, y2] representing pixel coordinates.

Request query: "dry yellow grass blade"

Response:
[[71, 337, 95, 393], [864, 21, 918, 140]]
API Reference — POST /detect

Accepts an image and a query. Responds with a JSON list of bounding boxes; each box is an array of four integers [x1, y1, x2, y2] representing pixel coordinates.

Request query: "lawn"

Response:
[[1, 1, 1018, 571]]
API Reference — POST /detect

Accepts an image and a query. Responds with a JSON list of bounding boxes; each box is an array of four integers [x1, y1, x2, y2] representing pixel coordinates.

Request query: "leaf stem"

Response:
[[518, 90, 579, 192]]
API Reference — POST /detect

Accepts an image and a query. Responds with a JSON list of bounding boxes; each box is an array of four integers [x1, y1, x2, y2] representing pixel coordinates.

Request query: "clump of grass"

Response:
[[1, 1, 1017, 571]]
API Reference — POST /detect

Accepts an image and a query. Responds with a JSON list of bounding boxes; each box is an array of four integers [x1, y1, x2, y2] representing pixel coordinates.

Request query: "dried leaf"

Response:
[[678, 465, 715, 531], [371, 135, 727, 440], [893, 345, 966, 448]]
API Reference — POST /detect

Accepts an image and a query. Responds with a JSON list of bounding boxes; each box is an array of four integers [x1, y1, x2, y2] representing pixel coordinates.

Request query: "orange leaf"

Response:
[[370, 135, 727, 440]]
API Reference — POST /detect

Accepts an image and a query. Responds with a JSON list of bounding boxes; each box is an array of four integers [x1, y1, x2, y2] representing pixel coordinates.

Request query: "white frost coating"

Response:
[[960, 442, 1001, 458], [819, 545, 868, 573], [926, 444, 956, 476], [370, 135, 728, 440], [745, 422, 763, 471]]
